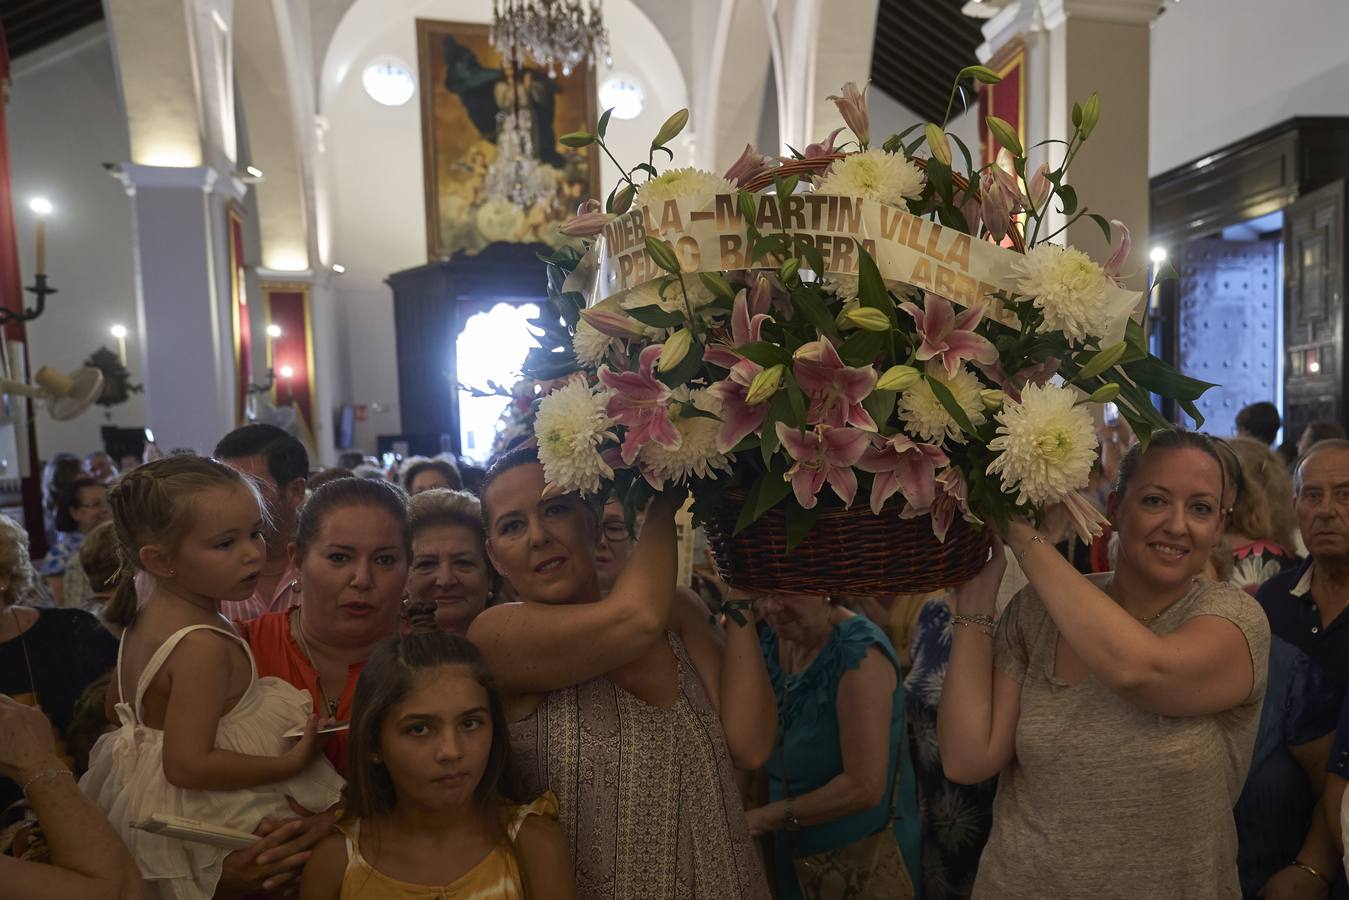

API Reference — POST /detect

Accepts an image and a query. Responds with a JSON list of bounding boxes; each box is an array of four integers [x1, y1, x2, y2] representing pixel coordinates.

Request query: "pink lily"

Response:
[[959, 190, 982, 238], [802, 127, 846, 160], [1011, 356, 1061, 390], [1026, 163, 1051, 213], [827, 82, 870, 147], [775, 423, 870, 509], [979, 170, 1011, 241], [1103, 219, 1131, 286], [724, 144, 777, 187], [900, 293, 999, 378], [857, 434, 949, 516], [708, 359, 768, 453], [904, 467, 979, 543], [558, 199, 611, 237], [793, 335, 879, 430], [1062, 489, 1111, 542], [597, 344, 681, 464], [705, 289, 772, 369]]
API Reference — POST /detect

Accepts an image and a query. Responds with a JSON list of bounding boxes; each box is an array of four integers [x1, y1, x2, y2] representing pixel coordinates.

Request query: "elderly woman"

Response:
[[1224, 437, 1299, 592], [237, 477, 410, 776], [470, 446, 777, 900], [747, 594, 919, 899], [940, 428, 1270, 898], [0, 514, 115, 813], [405, 488, 495, 634], [400, 456, 462, 495], [43, 477, 112, 606]]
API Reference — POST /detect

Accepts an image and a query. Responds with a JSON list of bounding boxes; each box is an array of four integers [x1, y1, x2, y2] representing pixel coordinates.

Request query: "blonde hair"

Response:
[[0, 513, 35, 608], [79, 521, 121, 595], [104, 455, 260, 624], [1227, 437, 1296, 551], [408, 488, 485, 545]]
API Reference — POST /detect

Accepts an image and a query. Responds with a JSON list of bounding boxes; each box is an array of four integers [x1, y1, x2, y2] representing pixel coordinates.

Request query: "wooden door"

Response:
[[1283, 180, 1346, 441], [1177, 238, 1281, 433]]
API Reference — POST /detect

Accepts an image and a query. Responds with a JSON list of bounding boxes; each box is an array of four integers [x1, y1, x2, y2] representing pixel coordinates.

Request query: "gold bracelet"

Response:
[[1292, 860, 1331, 886], [1015, 534, 1047, 563], [951, 614, 994, 637], [20, 767, 73, 797]]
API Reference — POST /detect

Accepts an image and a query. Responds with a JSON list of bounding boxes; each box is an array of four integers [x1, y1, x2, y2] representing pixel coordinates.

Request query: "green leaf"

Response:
[[785, 501, 822, 552], [862, 389, 896, 431], [736, 341, 794, 369], [985, 115, 1023, 157], [947, 131, 977, 180], [791, 288, 841, 339], [644, 235, 682, 274], [1179, 398, 1206, 428], [625, 303, 684, 329], [559, 131, 596, 148], [926, 157, 954, 204], [698, 271, 736, 302], [597, 108, 614, 139], [1072, 102, 1083, 129], [927, 376, 977, 436], [733, 464, 792, 534], [1121, 356, 1216, 402], [1087, 213, 1113, 245], [1058, 184, 1078, 217], [838, 330, 887, 367], [855, 244, 894, 322], [760, 392, 793, 464], [652, 145, 674, 162], [752, 233, 790, 262], [793, 237, 825, 277], [786, 374, 806, 424], [881, 123, 924, 154]]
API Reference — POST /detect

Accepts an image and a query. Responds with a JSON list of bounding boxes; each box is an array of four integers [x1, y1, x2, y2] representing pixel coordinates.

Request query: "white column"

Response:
[[115, 164, 241, 453], [979, 0, 1158, 288]]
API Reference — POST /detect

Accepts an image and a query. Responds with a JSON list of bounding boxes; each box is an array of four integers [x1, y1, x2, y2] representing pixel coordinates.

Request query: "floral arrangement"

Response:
[[522, 70, 1212, 554]]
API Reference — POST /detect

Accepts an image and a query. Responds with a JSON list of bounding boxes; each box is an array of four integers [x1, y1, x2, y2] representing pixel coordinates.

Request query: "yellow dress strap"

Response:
[[506, 791, 559, 841]]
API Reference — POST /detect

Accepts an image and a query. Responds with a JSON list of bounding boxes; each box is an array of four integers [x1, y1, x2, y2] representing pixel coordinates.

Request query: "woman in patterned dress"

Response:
[[1223, 438, 1299, 594], [469, 446, 777, 900]]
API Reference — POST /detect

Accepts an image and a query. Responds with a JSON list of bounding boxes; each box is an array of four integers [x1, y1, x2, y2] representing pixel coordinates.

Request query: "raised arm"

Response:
[[937, 541, 1023, 784], [470, 493, 679, 696], [672, 589, 777, 769], [1007, 521, 1260, 718], [161, 632, 322, 790], [0, 695, 142, 900]]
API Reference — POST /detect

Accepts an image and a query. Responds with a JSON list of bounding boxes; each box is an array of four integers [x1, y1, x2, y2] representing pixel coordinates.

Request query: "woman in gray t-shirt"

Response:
[[939, 428, 1271, 899]]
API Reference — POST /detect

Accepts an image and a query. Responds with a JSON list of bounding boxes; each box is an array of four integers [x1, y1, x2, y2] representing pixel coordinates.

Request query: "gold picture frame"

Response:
[[416, 19, 600, 259]]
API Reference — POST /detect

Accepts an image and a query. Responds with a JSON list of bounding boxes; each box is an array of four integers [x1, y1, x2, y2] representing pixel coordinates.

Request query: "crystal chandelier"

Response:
[[484, 103, 557, 209], [490, 0, 611, 78]]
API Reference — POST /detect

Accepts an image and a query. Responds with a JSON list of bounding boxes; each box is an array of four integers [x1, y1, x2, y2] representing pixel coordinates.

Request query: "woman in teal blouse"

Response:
[[746, 594, 921, 899]]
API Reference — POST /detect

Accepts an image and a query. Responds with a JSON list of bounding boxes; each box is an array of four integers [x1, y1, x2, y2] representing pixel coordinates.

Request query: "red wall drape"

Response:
[[0, 17, 49, 556]]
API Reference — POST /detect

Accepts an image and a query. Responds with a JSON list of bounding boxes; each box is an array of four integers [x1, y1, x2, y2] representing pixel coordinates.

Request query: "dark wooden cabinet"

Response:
[[386, 242, 550, 457]]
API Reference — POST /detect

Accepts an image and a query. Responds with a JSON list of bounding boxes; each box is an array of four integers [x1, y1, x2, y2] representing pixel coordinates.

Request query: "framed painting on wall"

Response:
[[416, 19, 599, 259]]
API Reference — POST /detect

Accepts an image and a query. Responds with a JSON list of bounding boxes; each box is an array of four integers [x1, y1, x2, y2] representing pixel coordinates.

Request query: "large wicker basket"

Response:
[[703, 493, 993, 596]]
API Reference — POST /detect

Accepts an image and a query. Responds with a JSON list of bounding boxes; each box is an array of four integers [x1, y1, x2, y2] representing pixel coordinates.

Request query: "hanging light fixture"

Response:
[[490, 0, 611, 78]]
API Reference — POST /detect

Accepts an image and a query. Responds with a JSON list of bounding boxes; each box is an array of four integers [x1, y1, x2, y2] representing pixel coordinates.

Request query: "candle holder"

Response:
[[7, 274, 56, 325]]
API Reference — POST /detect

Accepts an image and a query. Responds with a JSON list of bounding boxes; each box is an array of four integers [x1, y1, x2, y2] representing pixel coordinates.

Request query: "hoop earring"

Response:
[[290, 579, 301, 593]]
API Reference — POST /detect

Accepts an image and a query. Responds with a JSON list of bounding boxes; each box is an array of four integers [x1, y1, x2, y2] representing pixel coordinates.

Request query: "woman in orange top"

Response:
[[239, 478, 410, 775]]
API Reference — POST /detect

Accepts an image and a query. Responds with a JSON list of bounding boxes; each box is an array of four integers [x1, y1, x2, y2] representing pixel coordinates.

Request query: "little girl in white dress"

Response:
[[81, 456, 345, 900]]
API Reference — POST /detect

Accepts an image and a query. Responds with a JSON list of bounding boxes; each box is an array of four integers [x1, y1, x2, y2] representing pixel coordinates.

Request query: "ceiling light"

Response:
[[362, 58, 415, 107], [109, 324, 128, 339], [29, 198, 52, 216], [332, 263, 346, 274], [1150, 247, 1167, 264], [266, 324, 282, 338], [279, 365, 295, 379]]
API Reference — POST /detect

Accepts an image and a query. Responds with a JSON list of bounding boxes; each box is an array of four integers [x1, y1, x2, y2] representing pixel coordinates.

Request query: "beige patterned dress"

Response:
[[509, 632, 772, 900]]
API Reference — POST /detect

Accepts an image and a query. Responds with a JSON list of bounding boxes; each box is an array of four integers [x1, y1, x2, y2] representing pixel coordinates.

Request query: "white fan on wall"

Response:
[[0, 365, 104, 421]]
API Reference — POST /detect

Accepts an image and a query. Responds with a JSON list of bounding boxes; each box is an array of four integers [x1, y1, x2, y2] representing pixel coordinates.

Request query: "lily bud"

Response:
[[979, 171, 1011, 242], [980, 389, 1006, 411], [559, 200, 610, 237], [1027, 164, 1052, 213], [651, 109, 690, 148], [876, 364, 921, 392], [580, 306, 644, 339], [657, 328, 693, 372], [723, 143, 775, 187], [779, 257, 801, 285], [1076, 340, 1127, 382], [1087, 382, 1121, 404], [845, 307, 892, 332], [746, 364, 786, 405], [924, 124, 952, 167], [611, 184, 636, 214]]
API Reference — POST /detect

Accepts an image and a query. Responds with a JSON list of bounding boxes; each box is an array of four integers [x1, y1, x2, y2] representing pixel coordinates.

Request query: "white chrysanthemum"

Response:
[[815, 149, 926, 207], [572, 319, 616, 367], [897, 366, 986, 445], [823, 273, 859, 302], [635, 167, 736, 213], [534, 380, 616, 494], [639, 389, 733, 487], [1012, 244, 1111, 344], [985, 381, 1098, 505], [622, 275, 716, 316]]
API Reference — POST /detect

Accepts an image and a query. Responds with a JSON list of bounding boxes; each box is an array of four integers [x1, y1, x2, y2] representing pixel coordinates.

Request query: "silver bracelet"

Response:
[[1014, 534, 1047, 563], [951, 613, 994, 637], [21, 767, 73, 797]]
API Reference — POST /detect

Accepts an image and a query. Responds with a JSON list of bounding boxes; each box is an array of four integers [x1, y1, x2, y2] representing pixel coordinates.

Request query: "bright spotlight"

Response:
[[266, 324, 283, 338], [1149, 247, 1167, 264], [110, 324, 128, 339], [29, 198, 52, 215], [279, 365, 295, 379]]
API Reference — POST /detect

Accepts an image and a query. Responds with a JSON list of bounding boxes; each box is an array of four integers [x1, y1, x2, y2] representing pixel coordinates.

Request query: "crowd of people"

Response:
[[0, 404, 1347, 899]]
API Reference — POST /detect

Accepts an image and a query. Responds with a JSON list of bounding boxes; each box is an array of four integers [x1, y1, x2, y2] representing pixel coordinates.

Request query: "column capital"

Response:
[[979, 0, 1160, 61], [106, 163, 247, 201]]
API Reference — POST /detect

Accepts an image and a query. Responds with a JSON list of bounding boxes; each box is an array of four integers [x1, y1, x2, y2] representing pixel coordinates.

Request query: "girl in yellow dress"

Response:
[[300, 632, 574, 899]]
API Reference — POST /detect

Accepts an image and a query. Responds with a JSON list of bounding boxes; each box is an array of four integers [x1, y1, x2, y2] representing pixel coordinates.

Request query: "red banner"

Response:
[[264, 285, 315, 440]]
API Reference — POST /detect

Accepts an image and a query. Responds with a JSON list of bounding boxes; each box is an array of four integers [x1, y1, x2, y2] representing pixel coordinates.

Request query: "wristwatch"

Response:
[[783, 798, 801, 832]]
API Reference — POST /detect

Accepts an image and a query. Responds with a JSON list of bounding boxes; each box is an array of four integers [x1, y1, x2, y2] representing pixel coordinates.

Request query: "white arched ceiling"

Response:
[[234, 0, 310, 271], [694, 0, 771, 171]]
